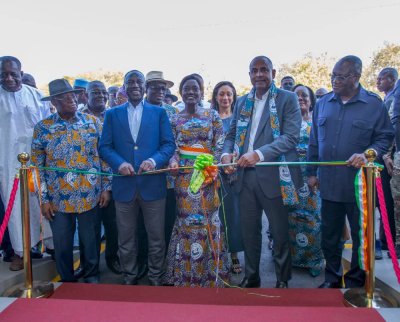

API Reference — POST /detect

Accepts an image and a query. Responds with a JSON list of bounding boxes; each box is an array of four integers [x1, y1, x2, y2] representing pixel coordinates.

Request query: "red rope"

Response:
[[376, 176, 400, 284], [0, 176, 20, 245]]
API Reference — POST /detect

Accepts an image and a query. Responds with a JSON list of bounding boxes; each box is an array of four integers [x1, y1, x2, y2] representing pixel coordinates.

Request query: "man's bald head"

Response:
[[249, 56, 273, 70]]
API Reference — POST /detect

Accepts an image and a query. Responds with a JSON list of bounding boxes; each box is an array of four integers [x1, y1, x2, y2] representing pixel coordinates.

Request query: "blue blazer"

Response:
[[99, 101, 176, 202]]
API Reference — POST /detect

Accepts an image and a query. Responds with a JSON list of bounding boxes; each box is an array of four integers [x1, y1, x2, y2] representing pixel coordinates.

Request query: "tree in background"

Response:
[[63, 70, 125, 88], [277, 52, 335, 91], [362, 42, 400, 91], [43, 43, 399, 97]]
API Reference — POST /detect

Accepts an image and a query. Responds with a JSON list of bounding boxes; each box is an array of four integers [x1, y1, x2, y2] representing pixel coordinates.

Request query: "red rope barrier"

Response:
[[0, 176, 20, 245], [376, 176, 400, 284]]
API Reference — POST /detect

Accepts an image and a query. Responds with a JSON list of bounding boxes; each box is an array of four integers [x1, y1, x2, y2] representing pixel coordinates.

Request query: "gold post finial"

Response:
[[364, 149, 377, 165], [17, 152, 30, 165]]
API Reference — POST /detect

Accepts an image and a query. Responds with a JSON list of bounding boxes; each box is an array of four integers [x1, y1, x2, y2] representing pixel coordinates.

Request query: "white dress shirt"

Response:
[[126, 101, 156, 167], [127, 101, 143, 142], [247, 91, 269, 162], [220, 91, 268, 162]]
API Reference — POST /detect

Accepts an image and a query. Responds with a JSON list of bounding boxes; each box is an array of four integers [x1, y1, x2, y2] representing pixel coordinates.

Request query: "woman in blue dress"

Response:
[[211, 81, 244, 275]]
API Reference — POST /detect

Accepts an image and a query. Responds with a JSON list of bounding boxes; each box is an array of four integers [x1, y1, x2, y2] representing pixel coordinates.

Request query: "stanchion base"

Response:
[[3, 281, 54, 298], [343, 288, 399, 308]]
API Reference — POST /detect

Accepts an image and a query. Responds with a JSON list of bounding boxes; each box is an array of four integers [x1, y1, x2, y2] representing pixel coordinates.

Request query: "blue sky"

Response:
[[1, 0, 399, 92]]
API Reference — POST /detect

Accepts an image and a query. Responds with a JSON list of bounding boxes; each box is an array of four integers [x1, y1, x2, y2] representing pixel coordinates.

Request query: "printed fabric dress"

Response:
[[288, 119, 324, 276], [164, 107, 230, 287]]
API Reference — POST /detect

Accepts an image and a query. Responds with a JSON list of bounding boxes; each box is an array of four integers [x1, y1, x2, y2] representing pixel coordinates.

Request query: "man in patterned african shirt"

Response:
[[31, 79, 112, 283]]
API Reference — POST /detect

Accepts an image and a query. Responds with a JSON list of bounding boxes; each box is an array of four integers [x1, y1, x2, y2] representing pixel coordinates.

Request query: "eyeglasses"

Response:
[[53, 93, 76, 102], [330, 73, 354, 82], [89, 90, 108, 96], [148, 85, 167, 92]]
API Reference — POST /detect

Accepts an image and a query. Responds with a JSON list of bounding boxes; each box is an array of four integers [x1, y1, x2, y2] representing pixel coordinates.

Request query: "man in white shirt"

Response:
[[99, 70, 175, 286], [221, 56, 302, 288], [0, 56, 51, 270]]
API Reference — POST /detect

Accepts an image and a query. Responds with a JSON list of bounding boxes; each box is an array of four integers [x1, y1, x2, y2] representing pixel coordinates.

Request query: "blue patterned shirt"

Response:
[[31, 112, 112, 213]]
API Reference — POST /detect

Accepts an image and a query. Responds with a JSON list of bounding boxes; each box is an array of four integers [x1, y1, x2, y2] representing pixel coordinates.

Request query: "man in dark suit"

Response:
[[222, 56, 302, 288], [99, 70, 175, 286]]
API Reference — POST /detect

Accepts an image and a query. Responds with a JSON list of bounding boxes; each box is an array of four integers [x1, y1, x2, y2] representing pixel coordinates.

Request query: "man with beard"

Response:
[[0, 56, 51, 271]]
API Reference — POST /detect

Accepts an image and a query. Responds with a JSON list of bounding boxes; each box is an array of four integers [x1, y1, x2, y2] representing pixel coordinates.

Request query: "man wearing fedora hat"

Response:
[[164, 89, 178, 106], [0, 56, 51, 271], [145, 71, 178, 250], [31, 79, 112, 283], [99, 70, 175, 286]]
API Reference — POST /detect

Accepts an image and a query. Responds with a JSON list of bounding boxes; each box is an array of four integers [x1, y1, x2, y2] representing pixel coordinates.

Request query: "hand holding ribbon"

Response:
[[189, 154, 217, 193]]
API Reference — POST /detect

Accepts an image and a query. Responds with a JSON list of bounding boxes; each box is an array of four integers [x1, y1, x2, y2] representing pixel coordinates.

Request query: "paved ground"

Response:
[[97, 215, 325, 288]]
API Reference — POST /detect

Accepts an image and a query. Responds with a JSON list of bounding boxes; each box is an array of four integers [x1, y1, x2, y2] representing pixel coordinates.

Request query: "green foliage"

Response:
[[63, 70, 125, 88], [362, 42, 400, 91], [277, 53, 335, 92], [54, 43, 400, 97]]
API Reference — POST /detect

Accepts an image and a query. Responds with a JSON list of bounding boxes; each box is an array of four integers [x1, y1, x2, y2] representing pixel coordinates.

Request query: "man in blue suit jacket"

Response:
[[99, 70, 175, 286]]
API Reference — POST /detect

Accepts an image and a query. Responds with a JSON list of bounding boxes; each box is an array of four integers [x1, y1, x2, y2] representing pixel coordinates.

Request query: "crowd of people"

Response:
[[0, 54, 399, 289]]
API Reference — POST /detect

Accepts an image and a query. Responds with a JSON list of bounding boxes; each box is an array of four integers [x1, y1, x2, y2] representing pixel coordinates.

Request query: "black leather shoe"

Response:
[[74, 266, 85, 279], [45, 248, 55, 261], [106, 258, 122, 275], [275, 281, 288, 288], [239, 277, 261, 288], [2, 250, 14, 262], [31, 247, 43, 259], [318, 281, 342, 288], [122, 278, 138, 285], [137, 263, 148, 280]]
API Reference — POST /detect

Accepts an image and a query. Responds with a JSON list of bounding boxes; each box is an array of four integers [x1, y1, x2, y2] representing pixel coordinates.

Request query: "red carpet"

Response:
[[51, 283, 346, 307], [0, 298, 385, 322]]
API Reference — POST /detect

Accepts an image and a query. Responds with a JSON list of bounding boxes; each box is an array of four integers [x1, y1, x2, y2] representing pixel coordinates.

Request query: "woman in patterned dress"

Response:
[[164, 75, 230, 287], [289, 84, 324, 277]]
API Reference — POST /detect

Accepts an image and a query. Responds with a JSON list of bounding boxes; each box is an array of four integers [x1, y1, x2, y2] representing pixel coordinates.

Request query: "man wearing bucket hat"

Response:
[[31, 79, 112, 283], [145, 71, 178, 250]]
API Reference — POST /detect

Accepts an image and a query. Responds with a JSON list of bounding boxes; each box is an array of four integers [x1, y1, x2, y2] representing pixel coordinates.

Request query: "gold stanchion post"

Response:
[[343, 149, 398, 307], [3, 153, 54, 298]]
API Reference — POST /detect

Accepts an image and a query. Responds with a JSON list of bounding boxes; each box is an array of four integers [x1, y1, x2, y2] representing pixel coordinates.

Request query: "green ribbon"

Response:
[[35, 166, 122, 177], [189, 154, 215, 193], [31, 160, 382, 177]]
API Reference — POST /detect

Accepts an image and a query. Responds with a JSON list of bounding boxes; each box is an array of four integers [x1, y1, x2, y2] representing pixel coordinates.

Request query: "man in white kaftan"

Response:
[[0, 56, 51, 270]]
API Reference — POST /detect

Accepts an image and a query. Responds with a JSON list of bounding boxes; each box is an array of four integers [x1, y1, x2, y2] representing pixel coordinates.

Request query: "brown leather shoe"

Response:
[[9, 255, 24, 271]]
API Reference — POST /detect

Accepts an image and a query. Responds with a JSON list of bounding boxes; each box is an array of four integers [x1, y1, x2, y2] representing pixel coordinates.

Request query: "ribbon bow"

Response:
[[189, 154, 218, 193]]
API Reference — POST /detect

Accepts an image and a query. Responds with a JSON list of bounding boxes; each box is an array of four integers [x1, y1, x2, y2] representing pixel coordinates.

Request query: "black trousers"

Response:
[[377, 166, 396, 246], [100, 199, 119, 263], [51, 207, 101, 282], [164, 188, 177, 249], [321, 200, 366, 288]]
